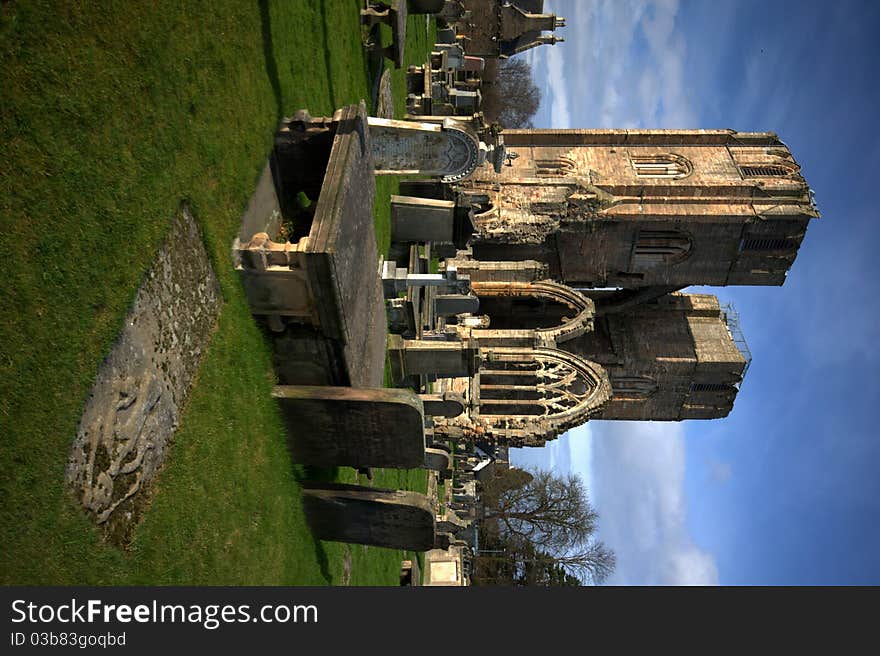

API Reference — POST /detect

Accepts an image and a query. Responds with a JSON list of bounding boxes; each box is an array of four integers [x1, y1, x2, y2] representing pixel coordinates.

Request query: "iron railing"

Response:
[[721, 302, 752, 386]]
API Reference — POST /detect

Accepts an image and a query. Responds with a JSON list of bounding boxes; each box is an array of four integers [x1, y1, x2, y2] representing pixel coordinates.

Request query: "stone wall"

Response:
[[460, 129, 818, 289]]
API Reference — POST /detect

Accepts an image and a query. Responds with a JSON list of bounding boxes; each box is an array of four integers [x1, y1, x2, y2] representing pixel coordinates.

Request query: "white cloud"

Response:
[[535, 0, 697, 128], [511, 1, 721, 585], [708, 459, 733, 485], [590, 422, 720, 585], [544, 41, 572, 127]]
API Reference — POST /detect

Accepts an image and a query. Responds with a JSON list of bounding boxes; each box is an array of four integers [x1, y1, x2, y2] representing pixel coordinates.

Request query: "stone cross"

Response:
[[381, 262, 471, 298]]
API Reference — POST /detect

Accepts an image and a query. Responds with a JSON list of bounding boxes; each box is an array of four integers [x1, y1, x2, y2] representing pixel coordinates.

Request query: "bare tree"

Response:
[[481, 57, 541, 128], [481, 469, 616, 585]]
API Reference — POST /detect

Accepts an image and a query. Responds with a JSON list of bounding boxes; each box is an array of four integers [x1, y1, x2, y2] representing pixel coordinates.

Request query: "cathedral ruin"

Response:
[[405, 128, 818, 447]]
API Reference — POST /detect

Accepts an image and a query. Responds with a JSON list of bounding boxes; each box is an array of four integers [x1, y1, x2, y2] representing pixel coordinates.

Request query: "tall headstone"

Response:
[[272, 386, 426, 468], [390, 195, 455, 243], [303, 483, 436, 551], [388, 335, 479, 382], [367, 117, 484, 182], [420, 391, 467, 418]]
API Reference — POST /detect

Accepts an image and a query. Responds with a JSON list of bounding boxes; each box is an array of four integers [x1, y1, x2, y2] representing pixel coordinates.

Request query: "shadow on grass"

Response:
[[292, 463, 339, 584], [258, 0, 284, 120], [319, 0, 337, 106]]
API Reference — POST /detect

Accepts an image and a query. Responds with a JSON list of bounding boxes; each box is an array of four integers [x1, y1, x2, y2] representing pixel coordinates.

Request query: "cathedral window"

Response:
[[631, 154, 692, 179], [632, 230, 692, 266]]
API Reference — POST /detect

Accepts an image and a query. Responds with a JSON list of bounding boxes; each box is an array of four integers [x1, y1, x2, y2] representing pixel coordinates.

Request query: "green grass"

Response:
[[1, 0, 432, 585]]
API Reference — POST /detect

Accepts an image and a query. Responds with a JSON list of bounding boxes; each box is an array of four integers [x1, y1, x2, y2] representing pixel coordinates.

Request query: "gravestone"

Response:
[[388, 334, 480, 382], [303, 483, 436, 551], [234, 103, 387, 388], [390, 195, 455, 243], [424, 448, 453, 473], [272, 386, 425, 468], [386, 297, 417, 338], [420, 391, 467, 418], [435, 510, 471, 536], [367, 117, 482, 182], [423, 547, 468, 587], [434, 293, 480, 317], [381, 262, 471, 298]]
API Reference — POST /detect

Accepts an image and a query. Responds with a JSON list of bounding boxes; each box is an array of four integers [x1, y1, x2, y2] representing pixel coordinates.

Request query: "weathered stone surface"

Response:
[[236, 104, 387, 387], [388, 334, 480, 382], [435, 510, 470, 536], [376, 69, 394, 119], [420, 391, 466, 418], [434, 293, 480, 317], [386, 298, 417, 338], [423, 545, 470, 586], [66, 205, 222, 543], [368, 117, 481, 182], [424, 448, 453, 472], [273, 386, 426, 468], [462, 128, 815, 289], [303, 483, 435, 551], [390, 194, 455, 244]]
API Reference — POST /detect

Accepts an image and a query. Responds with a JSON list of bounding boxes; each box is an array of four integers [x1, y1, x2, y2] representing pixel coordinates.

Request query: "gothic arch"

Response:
[[535, 156, 576, 176], [610, 374, 658, 400], [437, 347, 611, 446], [630, 153, 693, 179], [469, 280, 595, 345], [632, 229, 693, 268]]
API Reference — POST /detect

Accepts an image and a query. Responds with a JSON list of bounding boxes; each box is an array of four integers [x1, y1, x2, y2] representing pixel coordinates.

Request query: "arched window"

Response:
[[535, 156, 576, 176], [470, 280, 595, 344], [611, 375, 657, 400], [632, 229, 692, 267], [477, 349, 609, 419], [631, 153, 693, 179]]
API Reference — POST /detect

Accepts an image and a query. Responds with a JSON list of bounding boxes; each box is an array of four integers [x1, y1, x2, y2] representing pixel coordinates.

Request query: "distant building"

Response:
[[448, 0, 565, 58]]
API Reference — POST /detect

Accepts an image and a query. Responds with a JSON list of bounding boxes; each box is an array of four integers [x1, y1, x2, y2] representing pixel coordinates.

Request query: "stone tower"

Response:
[[460, 128, 819, 291]]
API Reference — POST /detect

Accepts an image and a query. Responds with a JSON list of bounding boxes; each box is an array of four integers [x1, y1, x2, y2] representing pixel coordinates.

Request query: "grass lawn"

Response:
[[1, 0, 432, 585]]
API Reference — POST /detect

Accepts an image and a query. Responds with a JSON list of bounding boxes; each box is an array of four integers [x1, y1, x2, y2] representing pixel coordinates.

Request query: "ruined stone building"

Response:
[[445, 0, 565, 58], [425, 128, 817, 446]]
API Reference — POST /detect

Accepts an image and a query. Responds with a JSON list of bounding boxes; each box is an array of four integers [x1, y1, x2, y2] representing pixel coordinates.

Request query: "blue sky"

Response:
[[510, 0, 880, 584]]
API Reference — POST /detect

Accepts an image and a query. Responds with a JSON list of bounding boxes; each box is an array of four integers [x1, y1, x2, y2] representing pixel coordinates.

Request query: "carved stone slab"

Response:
[[368, 117, 480, 182], [272, 386, 426, 468]]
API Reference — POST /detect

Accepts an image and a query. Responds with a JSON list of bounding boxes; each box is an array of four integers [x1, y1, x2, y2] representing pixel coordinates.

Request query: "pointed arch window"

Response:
[[631, 154, 693, 179], [611, 375, 657, 400], [632, 229, 692, 267], [535, 156, 576, 176]]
